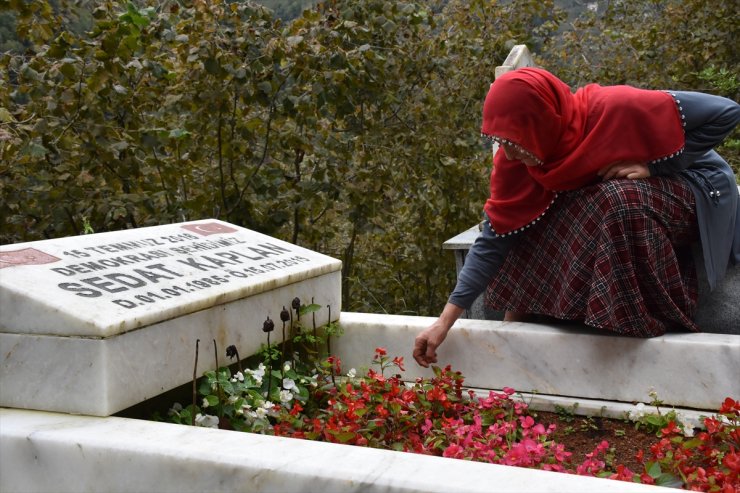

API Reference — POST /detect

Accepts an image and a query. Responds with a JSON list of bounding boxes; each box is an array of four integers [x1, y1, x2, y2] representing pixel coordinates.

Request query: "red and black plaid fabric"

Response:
[[485, 176, 700, 337]]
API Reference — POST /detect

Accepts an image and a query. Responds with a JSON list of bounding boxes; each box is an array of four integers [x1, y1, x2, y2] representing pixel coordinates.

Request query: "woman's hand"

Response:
[[598, 161, 650, 180], [413, 303, 463, 368]]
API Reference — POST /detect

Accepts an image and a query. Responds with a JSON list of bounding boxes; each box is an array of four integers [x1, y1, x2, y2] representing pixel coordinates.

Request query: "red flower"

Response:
[[375, 404, 389, 418], [609, 464, 636, 482], [392, 356, 405, 371], [723, 451, 740, 473], [427, 386, 447, 402], [375, 347, 387, 356], [401, 389, 416, 403], [660, 420, 680, 436], [367, 368, 385, 383], [639, 472, 655, 485], [326, 355, 342, 375], [290, 402, 304, 417], [720, 397, 740, 415], [705, 417, 724, 434]]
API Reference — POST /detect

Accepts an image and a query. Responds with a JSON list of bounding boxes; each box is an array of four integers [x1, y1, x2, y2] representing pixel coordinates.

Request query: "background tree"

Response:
[[1, 0, 737, 316]]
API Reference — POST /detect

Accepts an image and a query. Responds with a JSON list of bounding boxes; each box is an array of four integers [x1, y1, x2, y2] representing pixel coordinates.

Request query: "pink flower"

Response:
[[443, 443, 465, 459]]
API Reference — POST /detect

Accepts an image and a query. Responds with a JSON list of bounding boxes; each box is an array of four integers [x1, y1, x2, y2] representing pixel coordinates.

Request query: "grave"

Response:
[[0, 220, 712, 493], [0, 219, 341, 416], [1, 220, 736, 492]]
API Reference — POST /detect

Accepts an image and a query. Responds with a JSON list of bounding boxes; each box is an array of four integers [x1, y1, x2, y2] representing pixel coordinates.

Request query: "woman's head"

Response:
[[481, 68, 575, 165]]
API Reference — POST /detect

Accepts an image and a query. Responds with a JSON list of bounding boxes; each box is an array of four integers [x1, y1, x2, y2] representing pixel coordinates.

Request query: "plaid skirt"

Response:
[[485, 177, 700, 337]]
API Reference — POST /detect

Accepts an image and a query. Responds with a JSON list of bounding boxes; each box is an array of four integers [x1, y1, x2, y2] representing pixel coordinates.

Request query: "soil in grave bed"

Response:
[[533, 409, 659, 472]]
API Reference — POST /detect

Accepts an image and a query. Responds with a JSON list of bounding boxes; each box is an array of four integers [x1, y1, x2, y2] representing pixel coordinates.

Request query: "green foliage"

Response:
[[1, 0, 737, 315], [169, 300, 342, 433]]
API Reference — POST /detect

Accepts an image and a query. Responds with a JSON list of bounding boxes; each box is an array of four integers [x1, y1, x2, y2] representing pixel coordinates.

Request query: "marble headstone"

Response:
[[0, 220, 341, 416]]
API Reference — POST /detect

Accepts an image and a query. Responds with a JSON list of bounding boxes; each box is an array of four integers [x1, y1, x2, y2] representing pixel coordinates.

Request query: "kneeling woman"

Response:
[[414, 67, 740, 368]]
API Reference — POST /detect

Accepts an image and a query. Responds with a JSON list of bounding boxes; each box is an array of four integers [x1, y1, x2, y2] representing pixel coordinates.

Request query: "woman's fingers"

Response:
[[598, 162, 649, 180]]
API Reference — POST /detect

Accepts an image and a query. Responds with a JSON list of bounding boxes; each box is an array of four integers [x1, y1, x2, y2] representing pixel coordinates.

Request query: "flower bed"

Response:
[[161, 304, 739, 492], [153, 298, 740, 493]]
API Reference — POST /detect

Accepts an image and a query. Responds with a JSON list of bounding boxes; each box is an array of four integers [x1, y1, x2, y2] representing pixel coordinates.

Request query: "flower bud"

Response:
[[291, 297, 301, 311], [280, 306, 290, 322], [262, 316, 275, 333]]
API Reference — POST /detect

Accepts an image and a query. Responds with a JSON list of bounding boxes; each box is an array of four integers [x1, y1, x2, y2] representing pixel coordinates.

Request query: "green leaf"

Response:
[[334, 431, 356, 443], [204, 57, 221, 75], [258, 81, 272, 95], [655, 473, 683, 488], [0, 108, 15, 123], [168, 129, 190, 139], [21, 141, 48, 158], [646, 461, 661, 478], [299, 303, 322, 315]]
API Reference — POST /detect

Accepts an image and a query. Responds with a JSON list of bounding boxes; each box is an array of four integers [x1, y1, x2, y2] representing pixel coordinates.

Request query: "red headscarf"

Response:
[[481, 68, 685, 235]]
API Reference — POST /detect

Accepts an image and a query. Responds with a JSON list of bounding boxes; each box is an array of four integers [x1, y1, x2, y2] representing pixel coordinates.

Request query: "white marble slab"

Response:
[[0, 220, 341, 415], [334, 313, 740, 410], [494, 44, 535, 78], [0, 408, 671, 493], [0, 219, 341, 337]]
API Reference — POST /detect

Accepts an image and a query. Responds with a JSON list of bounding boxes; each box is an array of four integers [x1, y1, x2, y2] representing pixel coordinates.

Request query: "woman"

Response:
[[414, 67, 740, 368]]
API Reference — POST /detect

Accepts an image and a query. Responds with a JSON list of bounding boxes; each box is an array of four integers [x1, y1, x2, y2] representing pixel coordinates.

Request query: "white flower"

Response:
[[202, 397, 210, 409], [283, 361, 292, 373], [628, 402, 645, 421], [347, 368, 357, 378], [255, 407, 268, 419], [194, 413, 219, 428], [676, 412, 696, 437], [228, 395, 238, 404], [282, 378, 297, 391], [235, 371, 244, 382], [279, 390, 293, 403], [246, 364, 266, 385], [167, 402, 183, 416]]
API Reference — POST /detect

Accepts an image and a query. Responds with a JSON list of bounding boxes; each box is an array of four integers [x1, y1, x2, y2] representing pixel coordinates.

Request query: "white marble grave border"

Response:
[[0, 407, 672, 493], [333, 313, 740, 411]]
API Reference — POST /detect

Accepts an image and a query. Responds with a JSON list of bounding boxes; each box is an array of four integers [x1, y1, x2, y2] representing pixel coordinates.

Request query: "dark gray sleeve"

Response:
[[447, 221, 519, 309], [649, 92, 740, 176]]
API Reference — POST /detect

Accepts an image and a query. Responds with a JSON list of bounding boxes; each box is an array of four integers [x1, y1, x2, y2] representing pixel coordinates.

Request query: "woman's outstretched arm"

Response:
[[413, 222, 518, 367]]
